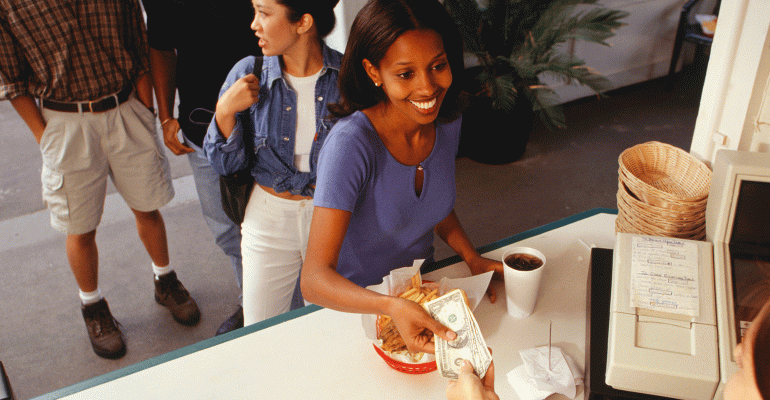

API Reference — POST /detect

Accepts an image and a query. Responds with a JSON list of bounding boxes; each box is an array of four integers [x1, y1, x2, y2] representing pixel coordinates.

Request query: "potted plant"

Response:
[[444, 0, 629, 164]]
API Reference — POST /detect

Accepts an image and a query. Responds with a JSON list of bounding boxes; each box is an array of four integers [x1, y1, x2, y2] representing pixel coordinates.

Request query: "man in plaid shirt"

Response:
[[0, 0, 200, 359]]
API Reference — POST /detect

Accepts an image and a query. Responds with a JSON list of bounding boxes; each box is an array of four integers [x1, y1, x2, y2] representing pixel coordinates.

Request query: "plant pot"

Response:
[[458, 92, 535, 165]]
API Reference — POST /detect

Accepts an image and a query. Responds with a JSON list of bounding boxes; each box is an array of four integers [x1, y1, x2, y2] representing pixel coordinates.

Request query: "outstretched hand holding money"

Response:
[[426, 289, 493, 379], [447, 359, 499, 400]]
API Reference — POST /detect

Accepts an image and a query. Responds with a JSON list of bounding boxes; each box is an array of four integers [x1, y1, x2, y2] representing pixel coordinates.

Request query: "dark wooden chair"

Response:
[[666, 0, 721, 89]]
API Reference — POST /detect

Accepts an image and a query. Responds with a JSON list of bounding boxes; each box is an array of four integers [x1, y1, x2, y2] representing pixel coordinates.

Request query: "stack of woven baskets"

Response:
[[616, 141, 712, 240]]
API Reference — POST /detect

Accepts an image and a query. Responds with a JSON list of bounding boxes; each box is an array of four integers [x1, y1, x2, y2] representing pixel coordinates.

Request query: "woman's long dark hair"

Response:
[[278, 0, 339, 38], [329, 0, 464, 120]]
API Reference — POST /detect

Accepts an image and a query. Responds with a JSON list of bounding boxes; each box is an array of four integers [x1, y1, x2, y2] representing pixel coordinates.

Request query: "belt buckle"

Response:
[[86, 100, 97, 113]]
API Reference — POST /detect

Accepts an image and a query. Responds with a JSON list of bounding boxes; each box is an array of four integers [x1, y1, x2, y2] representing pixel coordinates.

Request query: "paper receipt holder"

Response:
[[606, 233, 719, 400]]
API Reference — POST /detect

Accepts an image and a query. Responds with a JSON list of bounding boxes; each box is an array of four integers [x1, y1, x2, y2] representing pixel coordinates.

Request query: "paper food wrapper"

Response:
[[363, 259, 494, 364]]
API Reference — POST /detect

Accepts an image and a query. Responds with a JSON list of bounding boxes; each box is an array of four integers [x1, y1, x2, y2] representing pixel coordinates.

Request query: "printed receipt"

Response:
[[630, 236, 699, 317]]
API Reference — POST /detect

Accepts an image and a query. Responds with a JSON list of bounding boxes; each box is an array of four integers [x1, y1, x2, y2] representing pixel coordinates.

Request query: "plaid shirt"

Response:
[[0, 0, 150, 102]]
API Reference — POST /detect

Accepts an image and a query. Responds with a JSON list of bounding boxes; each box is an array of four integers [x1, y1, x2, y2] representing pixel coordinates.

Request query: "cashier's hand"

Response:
[[391, 298, 456, 354], [466, 256, 504, 304], [446, 359, 499, 400]]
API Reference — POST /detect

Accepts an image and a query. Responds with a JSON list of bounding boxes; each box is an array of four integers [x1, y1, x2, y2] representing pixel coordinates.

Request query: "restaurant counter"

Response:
[[36, 208, 618, 400]]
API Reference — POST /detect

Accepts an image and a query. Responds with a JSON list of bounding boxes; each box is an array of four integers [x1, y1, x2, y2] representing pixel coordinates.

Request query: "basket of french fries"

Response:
[[363, 260, 493, 374], [375, 274, 441, 373]]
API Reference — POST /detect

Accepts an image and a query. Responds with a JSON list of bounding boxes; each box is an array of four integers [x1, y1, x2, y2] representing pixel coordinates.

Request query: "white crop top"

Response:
[[284, 69, 321, 172]]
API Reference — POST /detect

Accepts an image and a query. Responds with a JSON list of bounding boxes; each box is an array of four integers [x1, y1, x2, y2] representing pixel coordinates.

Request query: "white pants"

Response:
[[241, 185, 314, 326]]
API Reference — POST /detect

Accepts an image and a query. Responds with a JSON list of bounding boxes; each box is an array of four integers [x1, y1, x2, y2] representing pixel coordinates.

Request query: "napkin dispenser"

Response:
[[606, 233, 718, 400]]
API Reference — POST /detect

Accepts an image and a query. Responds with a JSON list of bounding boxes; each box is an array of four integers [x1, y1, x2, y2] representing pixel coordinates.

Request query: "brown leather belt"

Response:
[[41, 86, 133, 113]]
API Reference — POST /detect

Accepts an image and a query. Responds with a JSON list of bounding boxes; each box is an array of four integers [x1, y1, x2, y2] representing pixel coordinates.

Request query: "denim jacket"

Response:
[[204, 42, 342, 197]]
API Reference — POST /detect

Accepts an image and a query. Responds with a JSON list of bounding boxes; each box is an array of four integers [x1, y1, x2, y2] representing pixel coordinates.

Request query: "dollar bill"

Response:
[[425, 289, 492, 379]]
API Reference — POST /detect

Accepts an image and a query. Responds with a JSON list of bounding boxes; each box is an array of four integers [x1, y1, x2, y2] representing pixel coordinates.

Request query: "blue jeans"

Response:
[[186, 139, 244, 293]]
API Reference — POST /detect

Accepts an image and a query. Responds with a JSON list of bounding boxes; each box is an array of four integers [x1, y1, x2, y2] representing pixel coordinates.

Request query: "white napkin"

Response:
[[506, 346, 583, 400]]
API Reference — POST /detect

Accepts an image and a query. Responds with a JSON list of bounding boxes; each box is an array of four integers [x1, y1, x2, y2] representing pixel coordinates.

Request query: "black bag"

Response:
[[220, 56, 263, 225]]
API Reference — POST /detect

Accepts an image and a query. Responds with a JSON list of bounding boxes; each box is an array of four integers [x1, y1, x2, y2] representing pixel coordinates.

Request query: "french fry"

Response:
[[377, 272, 444, 359], [411, 273, 421, 290]]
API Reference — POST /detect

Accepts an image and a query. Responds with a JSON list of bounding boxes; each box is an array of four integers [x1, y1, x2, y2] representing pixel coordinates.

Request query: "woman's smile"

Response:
[[410, 98, 437, 112]]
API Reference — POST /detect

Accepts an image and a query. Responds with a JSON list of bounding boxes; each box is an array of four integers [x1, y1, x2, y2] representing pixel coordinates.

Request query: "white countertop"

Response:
[[45, 210, 619, 400]]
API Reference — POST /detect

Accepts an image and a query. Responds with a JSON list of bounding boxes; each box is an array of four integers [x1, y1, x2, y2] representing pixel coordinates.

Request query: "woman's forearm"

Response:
[[301, 265, 395, 315], [301, 206, 396, 316], [214, 109, 237, 139], [435, 210, 483, 268]]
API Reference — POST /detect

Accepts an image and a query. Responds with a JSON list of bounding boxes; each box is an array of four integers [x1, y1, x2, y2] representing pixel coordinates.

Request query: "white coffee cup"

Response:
[[502, 246, 546, 318]]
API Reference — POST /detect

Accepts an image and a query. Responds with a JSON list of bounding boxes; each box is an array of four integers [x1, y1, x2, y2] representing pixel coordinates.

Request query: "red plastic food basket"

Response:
[[372, 344, 437, 374]]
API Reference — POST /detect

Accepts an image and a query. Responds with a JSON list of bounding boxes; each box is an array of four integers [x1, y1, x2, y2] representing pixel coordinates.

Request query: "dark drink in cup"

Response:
[[502, 246, 546, 318], [504, 253, 543, 271]]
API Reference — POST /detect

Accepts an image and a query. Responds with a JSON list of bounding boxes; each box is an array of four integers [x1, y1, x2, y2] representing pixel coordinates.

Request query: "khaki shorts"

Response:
[[39, 95, 174, 235]]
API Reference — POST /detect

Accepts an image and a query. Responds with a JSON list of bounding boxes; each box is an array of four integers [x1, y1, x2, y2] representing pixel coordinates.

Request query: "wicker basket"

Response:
[[619, 141, 711, 208], [616, 142, 711, 240], [617, 182, 705, 224]]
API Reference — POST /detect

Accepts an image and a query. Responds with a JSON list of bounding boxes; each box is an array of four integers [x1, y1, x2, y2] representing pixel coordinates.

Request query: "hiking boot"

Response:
[[154, 271, 200, 326], [81, 299, 126, 359], [215, 306, 244, 336]]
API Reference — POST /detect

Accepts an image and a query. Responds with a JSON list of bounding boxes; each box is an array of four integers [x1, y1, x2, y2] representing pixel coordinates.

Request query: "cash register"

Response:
[[704, 149, 770, 398], [597, 149, 770, 400]]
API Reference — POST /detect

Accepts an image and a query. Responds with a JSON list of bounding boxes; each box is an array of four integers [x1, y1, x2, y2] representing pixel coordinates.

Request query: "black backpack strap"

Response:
[[253, 55, 263, 78]]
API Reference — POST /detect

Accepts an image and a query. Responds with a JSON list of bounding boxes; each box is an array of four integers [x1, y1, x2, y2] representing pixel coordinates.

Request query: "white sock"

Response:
[[79, 288, 103, 305], [152, 262, 173, 279]]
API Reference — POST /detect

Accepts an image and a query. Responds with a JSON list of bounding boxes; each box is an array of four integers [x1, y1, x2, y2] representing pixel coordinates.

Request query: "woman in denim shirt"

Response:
[[204, 0, 342, 326]]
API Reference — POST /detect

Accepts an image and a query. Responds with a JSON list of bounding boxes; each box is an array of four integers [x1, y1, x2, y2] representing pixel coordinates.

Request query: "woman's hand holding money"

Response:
[[389, 297, 456, 354]]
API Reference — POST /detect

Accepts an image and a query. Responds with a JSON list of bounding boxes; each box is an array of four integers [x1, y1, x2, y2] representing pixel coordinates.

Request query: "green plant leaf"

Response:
[[565, 8, 629, 46], [525, 85, 566, 131], [445, 0, 627, 132], [490, 74, 520, 112]]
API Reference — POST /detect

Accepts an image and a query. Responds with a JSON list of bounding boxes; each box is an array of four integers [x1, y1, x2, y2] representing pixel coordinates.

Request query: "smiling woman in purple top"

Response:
[[301, 0, 503, 357]]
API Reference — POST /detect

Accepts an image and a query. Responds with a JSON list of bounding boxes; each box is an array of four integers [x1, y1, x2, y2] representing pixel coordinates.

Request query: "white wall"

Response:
[[325, 0, 368, 53], [547, 0, 684, 102], [689, 0, 770, 165]]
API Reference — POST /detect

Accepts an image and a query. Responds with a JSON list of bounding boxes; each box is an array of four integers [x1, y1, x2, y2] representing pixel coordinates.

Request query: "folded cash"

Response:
[[425, 289, 492, 379]]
